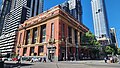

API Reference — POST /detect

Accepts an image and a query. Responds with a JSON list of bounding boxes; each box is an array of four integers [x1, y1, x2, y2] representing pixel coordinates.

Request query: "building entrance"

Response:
[[47, 46, 56, 62]]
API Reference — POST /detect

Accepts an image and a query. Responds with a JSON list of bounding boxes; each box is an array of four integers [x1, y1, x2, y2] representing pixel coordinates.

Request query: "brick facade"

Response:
[[16, 6, 89, 61]]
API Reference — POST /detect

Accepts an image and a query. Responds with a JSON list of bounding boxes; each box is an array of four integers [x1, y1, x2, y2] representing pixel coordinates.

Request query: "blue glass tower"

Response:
[[91, 0, 110, 45]]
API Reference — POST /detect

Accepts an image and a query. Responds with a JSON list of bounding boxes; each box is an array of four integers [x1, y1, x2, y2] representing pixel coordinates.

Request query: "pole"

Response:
[[66, 37, 68, 61]]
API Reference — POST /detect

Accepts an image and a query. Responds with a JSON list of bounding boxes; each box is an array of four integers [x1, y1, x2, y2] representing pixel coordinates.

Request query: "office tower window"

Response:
[[68, 26, 72, 43], [33, 28, 37, 44], [40, 24, 46, 42], [23, 47, 27, 56], [30, 47, 34, 56], [27, 0, 31, 8], [38, 46, 44, 56], [61, 24, 65, 38], [26, 30, 30, 45], [32, 0, 35, 17], [36, 0, 39, 15], [51, 23, 54, 38]]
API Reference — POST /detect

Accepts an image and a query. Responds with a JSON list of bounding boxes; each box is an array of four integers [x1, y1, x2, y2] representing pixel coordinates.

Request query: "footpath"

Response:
[[5, 60, 104, 64]]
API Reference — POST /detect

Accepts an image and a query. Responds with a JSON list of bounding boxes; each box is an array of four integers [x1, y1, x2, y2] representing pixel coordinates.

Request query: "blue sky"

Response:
[[44, 0, 120, 47]]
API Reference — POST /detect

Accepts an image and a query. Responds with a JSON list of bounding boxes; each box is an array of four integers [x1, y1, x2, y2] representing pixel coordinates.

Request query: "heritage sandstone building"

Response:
[[16, 5, 89, 61]]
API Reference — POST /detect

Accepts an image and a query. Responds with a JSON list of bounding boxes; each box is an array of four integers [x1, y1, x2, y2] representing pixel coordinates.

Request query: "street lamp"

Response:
[[65, 37, 71, 61], [65, 37, 68, 61]]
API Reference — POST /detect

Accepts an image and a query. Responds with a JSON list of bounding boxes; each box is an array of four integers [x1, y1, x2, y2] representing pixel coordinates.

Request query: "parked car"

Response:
[[2, 58, 8, 61], [8, 58, 12, 61], [0, 58, 2, 61]]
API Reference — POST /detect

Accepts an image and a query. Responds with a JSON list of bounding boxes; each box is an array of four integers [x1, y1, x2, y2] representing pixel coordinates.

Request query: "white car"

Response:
[[7, 58, 12, 61], [2, 58, 8, 61]]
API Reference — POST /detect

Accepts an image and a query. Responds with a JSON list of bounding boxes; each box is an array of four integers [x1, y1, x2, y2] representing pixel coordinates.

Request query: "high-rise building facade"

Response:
[[0, 0, 14, 36], [91, 0, 110, 45], [110, 28, 118, 48], [60, 0, 82, 22], [0, 0, 43, 55]]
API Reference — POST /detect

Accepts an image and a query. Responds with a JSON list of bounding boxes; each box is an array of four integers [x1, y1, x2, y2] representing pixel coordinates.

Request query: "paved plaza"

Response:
[[4, 60, 120, 68]]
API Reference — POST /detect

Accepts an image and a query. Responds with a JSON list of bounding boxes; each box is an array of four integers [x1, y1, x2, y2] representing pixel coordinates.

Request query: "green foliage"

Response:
[[105, 46, 115, 55], [117, 48, 120, 55], [11, 54, 18, 58], [81, 31, 100, 46]]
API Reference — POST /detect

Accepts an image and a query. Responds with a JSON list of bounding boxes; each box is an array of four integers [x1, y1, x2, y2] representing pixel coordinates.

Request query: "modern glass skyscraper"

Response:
[[0, 0, 14, 36], [0, 0, 43, 55], [110, 28, 118, 48], [91, 0, 110, 44], [60, 0, 82, 22]]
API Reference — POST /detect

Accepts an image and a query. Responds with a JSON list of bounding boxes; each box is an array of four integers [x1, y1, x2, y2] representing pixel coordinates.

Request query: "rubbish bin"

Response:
[[0, 61, 4, 68]]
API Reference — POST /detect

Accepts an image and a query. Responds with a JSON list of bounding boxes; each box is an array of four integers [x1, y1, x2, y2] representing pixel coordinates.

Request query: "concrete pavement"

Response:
[[4, 60, 120, 68]]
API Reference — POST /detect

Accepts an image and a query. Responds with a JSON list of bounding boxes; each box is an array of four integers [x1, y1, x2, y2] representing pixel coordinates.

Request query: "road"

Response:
[[4, 61, 120, 68]]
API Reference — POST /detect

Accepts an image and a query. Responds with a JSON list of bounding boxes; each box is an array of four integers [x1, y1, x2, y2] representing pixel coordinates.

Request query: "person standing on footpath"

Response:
[[104, 56, 107, 63]]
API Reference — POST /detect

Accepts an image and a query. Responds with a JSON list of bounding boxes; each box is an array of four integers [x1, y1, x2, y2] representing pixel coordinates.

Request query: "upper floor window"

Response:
[[51, 23, 54, 38], [33, 28, 37, 44], [40, 24, 46, 42], [61, 24, 65, 38], [26, 30, 30, 45], [68, 26, 72, 43]]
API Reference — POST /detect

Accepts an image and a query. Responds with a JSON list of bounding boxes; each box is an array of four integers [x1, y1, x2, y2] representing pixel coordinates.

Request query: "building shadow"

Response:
[[4, 63, 33, 68]]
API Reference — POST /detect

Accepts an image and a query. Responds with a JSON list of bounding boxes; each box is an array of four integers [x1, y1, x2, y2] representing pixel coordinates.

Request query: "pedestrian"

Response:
[[17, 55, 21, 64], [43, 57, 46, 62], [104, 57, 107, 63], [30, 57, 34, 63], [110, 57, 113, 63], [39, 57, 42, 62]]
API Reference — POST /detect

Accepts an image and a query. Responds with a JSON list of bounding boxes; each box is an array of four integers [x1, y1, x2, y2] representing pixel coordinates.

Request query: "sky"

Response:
[[0, 0, 120, 47], [44, 0, 120, 47]]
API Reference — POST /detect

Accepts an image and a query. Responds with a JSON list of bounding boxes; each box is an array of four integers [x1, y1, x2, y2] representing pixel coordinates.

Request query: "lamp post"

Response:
[[65, 37, 68, 61], [65, 37, 71, 61]]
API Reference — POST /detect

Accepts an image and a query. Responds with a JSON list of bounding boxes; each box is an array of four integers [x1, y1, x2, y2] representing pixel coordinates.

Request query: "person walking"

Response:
[[43, 57, 46, 62], [110, 57, 113, 63], [104, 57, 107, 63], [17, 54, 21, 64]]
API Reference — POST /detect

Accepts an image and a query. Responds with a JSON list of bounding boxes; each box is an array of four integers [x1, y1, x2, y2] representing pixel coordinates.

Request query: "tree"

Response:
[[105, 46, 115, 55], [117, 48, 120, 55], [81, 31, 100, 46], [81, 31, 101, 59]]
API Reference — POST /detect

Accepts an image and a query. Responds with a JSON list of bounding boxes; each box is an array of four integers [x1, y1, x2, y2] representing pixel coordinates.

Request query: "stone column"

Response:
[[30, 29, 33, 44], [72, 28, 75, 44], [23, 30, 26, 45], [37, 26, 41, 43], [78, 32, 80, 45], [26, 47, 30, 56], [35, 46, 38, 56]]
